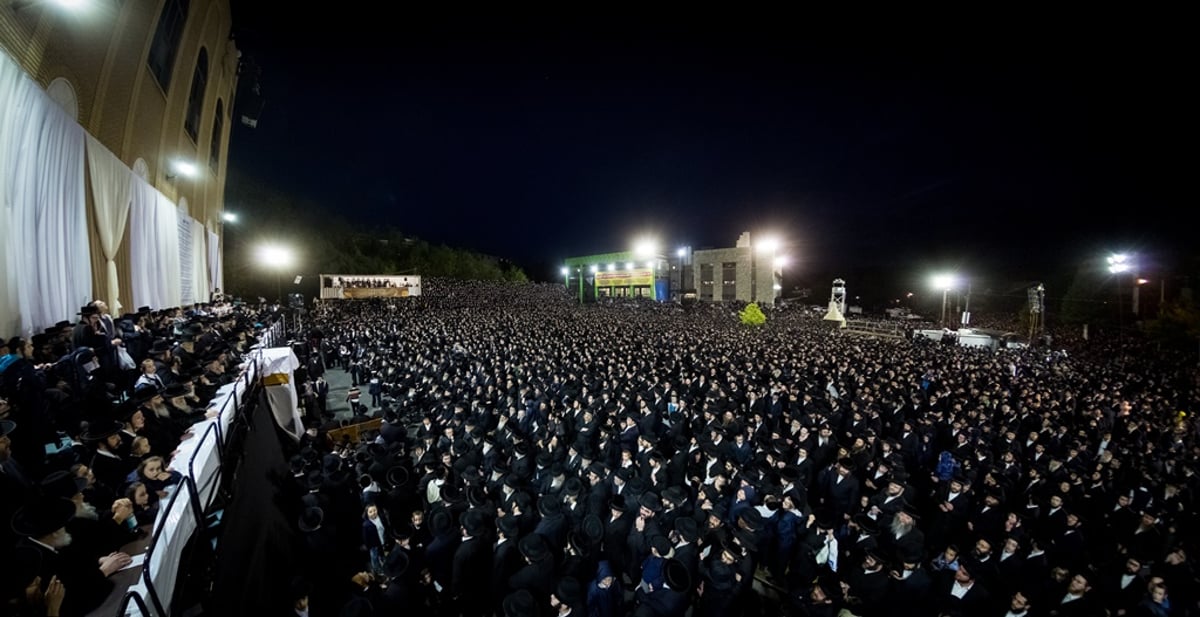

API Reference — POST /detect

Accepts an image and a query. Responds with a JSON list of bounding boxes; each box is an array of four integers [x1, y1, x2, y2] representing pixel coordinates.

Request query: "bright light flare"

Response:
[[1107, 253, 1131, 274], [222, 212, 238, 223], [256, 245, 294, 269], [633, 238, 658, 258], [171, 159, 198, 178], [756, 236, 781, 254], [931, 274, 957, 291]]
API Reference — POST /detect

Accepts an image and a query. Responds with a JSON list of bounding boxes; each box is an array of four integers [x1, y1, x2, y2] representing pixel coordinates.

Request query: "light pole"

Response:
[[1107, 253, 1131, 330], [931, 274, 957, 328], [257, 244, 294, 303]]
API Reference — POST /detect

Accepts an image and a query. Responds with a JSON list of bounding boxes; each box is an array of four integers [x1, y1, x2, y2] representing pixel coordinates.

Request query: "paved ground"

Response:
[[321, 366, 356, 421]]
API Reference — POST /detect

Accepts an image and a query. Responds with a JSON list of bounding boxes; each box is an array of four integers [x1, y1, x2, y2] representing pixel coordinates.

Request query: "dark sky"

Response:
[[224, 12, 1189, 286]]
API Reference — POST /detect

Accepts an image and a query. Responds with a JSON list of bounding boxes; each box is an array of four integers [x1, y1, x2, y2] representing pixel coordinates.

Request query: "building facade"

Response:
[[691, 233, 782, 304], [563, 232, 783, 305], [1, 0, 235, 324]]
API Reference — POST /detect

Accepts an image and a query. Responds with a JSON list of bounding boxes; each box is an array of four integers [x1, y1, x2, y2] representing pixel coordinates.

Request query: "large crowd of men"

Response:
[[281, 278, 1200, 617], [1, 300, 276, 617]]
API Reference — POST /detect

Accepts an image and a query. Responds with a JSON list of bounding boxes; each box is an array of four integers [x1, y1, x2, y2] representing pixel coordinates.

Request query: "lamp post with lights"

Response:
[[257, 244, 294, 304], [931, 274, 958, 328]]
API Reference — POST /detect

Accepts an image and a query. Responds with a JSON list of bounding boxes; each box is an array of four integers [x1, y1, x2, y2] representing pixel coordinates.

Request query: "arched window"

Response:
[[209, 99, 224, 170], [183, 47, 208, 142], [147, 0, 190, 90]]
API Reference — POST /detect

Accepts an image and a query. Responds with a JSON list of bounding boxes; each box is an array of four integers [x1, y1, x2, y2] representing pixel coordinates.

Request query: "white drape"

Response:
[[0, 50, 91, 336], [130, 177, 181, 310], [177, 208, 194, 305], [85, 135, 132, 312], [191, 218, 210, 304]]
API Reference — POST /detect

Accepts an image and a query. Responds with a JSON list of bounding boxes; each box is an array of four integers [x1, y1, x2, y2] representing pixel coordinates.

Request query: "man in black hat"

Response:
[[83, 419, 132, 494], [452, 509, 493, 617], [492, 515, 523, 609], [12, 496, 132, 617], [549, 576, 584, 616], [633, 558, 690, 617], [509, 534, 555, 604], [819, 457, 860, 524], [602, 494, 632, 582], [626, 492, 665, 584]]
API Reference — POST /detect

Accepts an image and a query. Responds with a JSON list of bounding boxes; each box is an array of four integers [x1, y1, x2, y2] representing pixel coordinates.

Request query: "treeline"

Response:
[[221, 176, 527, 300]]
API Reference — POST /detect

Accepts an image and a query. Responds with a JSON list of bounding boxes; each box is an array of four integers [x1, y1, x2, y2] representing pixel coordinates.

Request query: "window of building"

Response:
[[209, 99, 224, 170], [722, 262, 738, 301], [184, 47, 209, 142], [700, 264, 714, 301], [147, 0, 190, 90]]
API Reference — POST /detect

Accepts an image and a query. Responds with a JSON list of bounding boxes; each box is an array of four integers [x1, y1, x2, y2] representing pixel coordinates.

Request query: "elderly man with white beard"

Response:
[[12, 496, 132, 617]]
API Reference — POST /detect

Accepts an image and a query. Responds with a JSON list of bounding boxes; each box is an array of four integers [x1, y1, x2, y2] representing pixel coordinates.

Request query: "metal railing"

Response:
[[117, 319, 282, 616]]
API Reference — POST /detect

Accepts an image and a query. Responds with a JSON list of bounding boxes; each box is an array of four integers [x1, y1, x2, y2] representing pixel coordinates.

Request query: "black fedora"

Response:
[[11, 497, 75, 538], [675, 516, 700, 543], [537, 495, 562, 517], [80, 419, 122, 442], [40, 471, 87, 500], [665, 558, 692, 591], [384, 549, 409, 579], [582, 514, 604, 544], [502, 589, 537, 617], [518, 533, 550, 562], [462, 510, 488, 537], [298, 507, 324, 532], [386, 465, 409, 488]]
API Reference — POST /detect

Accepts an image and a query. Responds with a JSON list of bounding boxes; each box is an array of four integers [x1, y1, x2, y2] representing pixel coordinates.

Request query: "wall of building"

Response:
[[692, 246, 779, 304], [1, 0, 236, 305]]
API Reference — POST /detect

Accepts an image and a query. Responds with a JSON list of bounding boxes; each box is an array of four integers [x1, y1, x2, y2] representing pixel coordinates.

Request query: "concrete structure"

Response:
[[563, 232, 783, 305], [1, 0, 237, 305], [690, 232, 781, 304]]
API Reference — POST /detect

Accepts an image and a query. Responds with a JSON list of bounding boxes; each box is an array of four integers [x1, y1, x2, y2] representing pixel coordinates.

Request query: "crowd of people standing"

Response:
[[280, 278, 1200, 617]]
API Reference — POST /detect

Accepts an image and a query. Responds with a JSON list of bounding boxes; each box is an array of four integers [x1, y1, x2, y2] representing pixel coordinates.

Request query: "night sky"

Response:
[[224, 12, 1188, 287]]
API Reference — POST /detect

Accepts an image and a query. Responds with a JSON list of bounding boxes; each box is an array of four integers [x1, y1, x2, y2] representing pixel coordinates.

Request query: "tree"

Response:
[[740, 302, 767, 327]]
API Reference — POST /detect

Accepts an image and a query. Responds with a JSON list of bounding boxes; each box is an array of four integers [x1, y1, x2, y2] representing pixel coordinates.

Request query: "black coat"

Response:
[[452, 536, 492, 614], [491, 537, 522, 602]]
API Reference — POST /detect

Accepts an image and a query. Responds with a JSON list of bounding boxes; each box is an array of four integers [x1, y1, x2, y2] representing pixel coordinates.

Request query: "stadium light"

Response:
[[589, 265, 598, 273], [561, 267, 569, 277], [626, 262, 635, 270], [633, 237, 658, 258], [930, 273, 958, 328], [222, 212, 238, 223], [774, 255, 788, 268], [1107, 253, 1130, 274], [676, 247, 687, 258], [607, 263, 616, 272], [756, 236, 781, 254], [256, 244, 294, 302]]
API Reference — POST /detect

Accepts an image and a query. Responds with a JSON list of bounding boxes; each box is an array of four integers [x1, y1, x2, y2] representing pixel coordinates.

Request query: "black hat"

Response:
[[0, 419, 16, 438], [78, 305, 99, 317], [899, 502, 921, 521], [132, 385, 159, 405], [650, 534, 673, 557], [664, 558, 692, 591], [440, 484, 464, 504], [537, 495, 562, 517], [462, 510, 487, 537], [304, 470, 323, 492], [391, 523, 413, 541], [430, 509, 453, 535], [675, 516, 700, 543], [609, 494, 627, 512], [554, 577, 583, 607], [502, 590, 537, 617], [663, 486, 687, 507], [467, 485, 490, 508], [837, 457, 857, 472], [779, 466, 800, 484], [40, 470, 87, 500], [638, 492, 663, 513], [384, 550, 409, 579], [518, 533, 550, 562], [298, 507, 324, 532], [564, 476, 583, 497], [148, 340, 171, 355], [732, 527, 759, 553], [586, 462, 607, 478], [11, 496, 75, 538], [163, 383, 188, 399], [80, 419, 122, 442], [852, 513, 879, 534], [582, 514, 604, 544], [740, 508, 765, 531], [54, 320, 72, 329], [496, 515, 519, 539], [137, 306, 152, 314], [387, 465, 409, 488]]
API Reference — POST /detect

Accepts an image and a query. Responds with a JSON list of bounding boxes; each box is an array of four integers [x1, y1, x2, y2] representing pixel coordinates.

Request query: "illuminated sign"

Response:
[[595, 268, 654, 287]]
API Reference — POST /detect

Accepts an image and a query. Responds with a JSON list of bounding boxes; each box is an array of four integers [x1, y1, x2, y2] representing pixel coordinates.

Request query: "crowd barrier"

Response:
[[118, 320, 283, 616]]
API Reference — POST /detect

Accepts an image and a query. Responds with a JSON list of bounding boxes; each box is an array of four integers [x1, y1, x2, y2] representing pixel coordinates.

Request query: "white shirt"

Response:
[[1061, 592, 1083, 604], [1121, 573, 1136, 588], [950, 581, 973, 599], [370, 516, 386, 545]]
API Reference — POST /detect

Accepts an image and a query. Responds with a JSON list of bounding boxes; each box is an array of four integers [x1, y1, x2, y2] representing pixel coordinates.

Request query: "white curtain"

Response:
[[85, 135, 132, 312], [207, 228, 222, 294], [129, 177, 181, 310], [0, 50, 91, 336], [190, 218, 210, 304]]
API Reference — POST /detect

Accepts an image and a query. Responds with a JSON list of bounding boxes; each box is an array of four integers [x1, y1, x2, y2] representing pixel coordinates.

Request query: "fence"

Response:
[[117, 319, 283, 616]]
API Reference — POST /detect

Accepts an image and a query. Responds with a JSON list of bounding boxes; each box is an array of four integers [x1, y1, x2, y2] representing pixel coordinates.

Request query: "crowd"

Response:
[[326, 278, 408, 290], [1, 300, 277, 617], [280, 278, 1200, 617]]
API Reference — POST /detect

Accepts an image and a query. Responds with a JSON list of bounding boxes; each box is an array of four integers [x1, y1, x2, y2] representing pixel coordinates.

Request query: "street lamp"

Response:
[[256, 244, 294, 303], [931, 273, 958, 328]]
